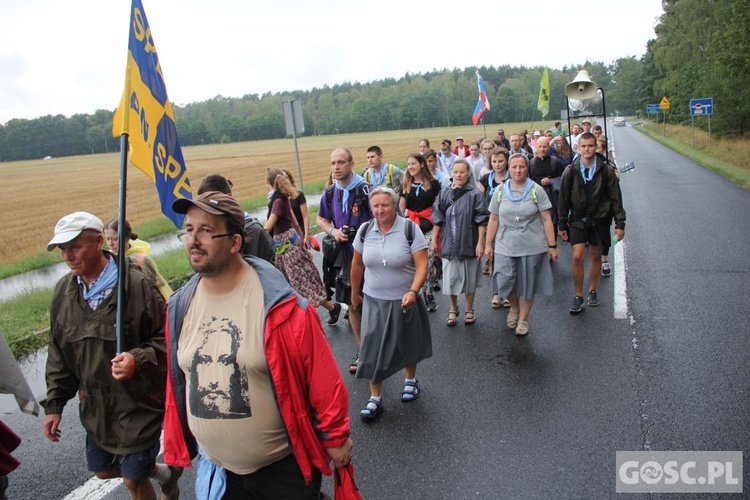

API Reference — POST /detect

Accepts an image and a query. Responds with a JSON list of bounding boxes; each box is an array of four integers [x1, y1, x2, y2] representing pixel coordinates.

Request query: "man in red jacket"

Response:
[[163, 191, 353, 498]]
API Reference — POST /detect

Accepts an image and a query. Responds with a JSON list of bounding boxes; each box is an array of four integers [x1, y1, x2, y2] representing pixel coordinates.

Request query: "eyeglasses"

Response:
[[177, 228, 233, 242]]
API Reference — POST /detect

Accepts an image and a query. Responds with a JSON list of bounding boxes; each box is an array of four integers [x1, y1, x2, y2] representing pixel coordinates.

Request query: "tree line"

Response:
[[1, 0, 746, 161]]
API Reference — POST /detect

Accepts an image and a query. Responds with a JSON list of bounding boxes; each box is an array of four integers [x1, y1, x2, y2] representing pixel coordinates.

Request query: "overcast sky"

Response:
[[0, 0, 664, 124]]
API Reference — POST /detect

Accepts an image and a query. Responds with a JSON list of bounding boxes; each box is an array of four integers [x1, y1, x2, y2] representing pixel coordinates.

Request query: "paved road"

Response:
[[3, 125, 749, 499]]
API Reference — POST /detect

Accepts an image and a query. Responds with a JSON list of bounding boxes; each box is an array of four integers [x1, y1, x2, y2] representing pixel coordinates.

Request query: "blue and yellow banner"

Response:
[[112, 0, 190, 228]]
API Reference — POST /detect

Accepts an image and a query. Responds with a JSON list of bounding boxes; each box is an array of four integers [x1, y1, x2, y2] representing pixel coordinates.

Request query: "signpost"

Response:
[[282, 99, 305, 190], [690, 98, 713, 148], [647, 104, 660, 115], [659, 96, 670, 135]]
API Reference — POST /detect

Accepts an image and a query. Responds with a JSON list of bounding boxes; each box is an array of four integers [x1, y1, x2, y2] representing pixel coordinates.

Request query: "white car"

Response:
[[613, 117, 626, 127]]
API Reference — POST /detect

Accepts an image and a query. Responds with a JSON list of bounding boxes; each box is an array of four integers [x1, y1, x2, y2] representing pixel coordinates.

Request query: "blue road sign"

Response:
[[690, 98, 713, 116], [647, 104, 660, 114]]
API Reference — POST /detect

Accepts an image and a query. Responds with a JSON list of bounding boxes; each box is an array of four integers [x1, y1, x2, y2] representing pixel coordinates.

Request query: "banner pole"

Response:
[[116, 134, 129, 355]]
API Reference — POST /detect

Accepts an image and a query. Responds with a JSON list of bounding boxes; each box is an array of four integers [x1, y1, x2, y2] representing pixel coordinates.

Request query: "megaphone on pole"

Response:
[[565, 70, 598, 100]]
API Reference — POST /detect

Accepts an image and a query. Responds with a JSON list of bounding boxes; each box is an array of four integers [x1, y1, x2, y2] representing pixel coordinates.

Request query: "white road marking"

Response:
[[63, 434, 168, 500], [62, 476, 120, 500], [614, 240, 628, 319]]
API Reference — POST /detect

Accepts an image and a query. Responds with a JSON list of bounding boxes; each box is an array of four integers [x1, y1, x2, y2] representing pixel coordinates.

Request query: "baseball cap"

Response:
[[172, 191, 245, 229], [47, 212, 104, 251], [456, 136, 464, 141], [581, 119, 591, 124], [533, 131, 541, 136]]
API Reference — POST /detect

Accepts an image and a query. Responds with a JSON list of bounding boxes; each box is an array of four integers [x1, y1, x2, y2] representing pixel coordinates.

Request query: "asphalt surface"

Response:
[[3, 124, 749, 499]]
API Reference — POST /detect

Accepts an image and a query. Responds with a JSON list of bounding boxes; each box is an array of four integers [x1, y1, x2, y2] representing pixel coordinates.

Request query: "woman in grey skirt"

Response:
[[351, 187, 431, 422], [431, 159, 489, 326], [484, 153, 559, 336]]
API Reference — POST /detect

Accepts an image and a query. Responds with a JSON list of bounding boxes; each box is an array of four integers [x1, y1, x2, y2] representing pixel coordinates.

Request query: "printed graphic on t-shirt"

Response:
[[189, 315, 252, 419]]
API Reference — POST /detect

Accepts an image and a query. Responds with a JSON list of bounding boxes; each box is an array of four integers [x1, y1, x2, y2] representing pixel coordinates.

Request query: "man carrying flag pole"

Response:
[[472, 71, 491, 136]]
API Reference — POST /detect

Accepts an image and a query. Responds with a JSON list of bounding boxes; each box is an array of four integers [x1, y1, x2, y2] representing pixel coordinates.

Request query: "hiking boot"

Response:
[[426, 294, 437, 312], [569, 295, 584, 314], [160, 466, 183, 500], [587, 290, 600, 307], [327, 303, 342, 325], [601, 262, 611, 277]]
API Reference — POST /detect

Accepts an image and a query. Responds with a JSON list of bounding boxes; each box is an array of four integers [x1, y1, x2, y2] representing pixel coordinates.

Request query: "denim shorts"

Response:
[[86, 436, 159, 480]]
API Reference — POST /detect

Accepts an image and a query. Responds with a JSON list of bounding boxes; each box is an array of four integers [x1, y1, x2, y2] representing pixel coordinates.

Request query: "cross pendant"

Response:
[[382, 258, 387, 266], [515, 216, 520, 222]]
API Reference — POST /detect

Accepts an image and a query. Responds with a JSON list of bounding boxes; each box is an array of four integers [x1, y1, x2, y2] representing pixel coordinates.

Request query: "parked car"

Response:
[[613, 117, 626, 127]]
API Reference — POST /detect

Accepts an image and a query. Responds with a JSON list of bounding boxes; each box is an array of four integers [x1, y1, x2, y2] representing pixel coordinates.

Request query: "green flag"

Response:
[[537, 68, 550, 118]]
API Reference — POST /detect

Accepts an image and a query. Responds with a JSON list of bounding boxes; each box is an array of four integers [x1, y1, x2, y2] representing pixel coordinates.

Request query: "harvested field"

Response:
[[0, 122, 545, 266]]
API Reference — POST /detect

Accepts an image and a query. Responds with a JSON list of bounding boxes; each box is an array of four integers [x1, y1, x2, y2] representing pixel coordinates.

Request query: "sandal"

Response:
[[348, 356, 359, 374], [464, 310, 476, 325], [491, 296, 502, 309], [401, 380, 420, 402], [501, 298, 512, 308], [515, 320, 529, 336], [359, 397, 383, 421], [507, 308, 520, 329], [446, 309, 458, 326]]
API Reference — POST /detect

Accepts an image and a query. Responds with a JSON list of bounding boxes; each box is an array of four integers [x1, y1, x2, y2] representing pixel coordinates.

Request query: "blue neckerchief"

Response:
[[411, 182, 423, 196], [580, 156, 597, 183], [335, 173, 366, 214], [488, 171, 509, 197], [440, 152, 457, 172], [502, 178, 534, 202], [83, 255, 117, 302], [369, 165, 386, 187]]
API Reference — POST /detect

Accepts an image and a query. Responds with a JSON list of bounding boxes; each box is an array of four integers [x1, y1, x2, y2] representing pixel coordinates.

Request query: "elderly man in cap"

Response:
[[42, 212, 181, 500], [453, 136, 470, 158], [163, 191, 353, 498]]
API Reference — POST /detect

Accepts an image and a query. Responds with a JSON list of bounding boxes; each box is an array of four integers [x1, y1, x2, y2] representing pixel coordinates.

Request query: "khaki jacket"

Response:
[[44, 252, 167, 455]]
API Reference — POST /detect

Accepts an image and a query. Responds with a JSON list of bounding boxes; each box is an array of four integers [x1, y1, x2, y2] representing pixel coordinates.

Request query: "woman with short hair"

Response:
[[351, 187, 432, 421]]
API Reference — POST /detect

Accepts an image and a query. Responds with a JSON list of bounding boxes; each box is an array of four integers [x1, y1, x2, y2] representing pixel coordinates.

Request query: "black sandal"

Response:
[[348, 356, 359, 374]]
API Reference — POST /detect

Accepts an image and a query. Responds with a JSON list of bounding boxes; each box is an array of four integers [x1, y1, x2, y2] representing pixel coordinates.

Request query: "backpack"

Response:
[[363, 164, 394, 188], [324, 183, 371, 224], [358, 217, 416, 246]]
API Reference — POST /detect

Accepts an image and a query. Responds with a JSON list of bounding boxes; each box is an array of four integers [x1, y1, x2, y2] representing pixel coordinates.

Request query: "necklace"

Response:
[[379, 228, 391, 266]]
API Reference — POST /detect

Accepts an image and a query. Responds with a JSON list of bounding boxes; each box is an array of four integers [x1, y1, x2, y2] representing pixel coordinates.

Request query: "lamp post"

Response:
[[564, 70, 609, 163]]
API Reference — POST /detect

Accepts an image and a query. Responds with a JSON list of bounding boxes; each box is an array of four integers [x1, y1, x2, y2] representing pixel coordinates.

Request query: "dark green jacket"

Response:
[[44, 252, 167, 455], [558, 153, 626, 230]]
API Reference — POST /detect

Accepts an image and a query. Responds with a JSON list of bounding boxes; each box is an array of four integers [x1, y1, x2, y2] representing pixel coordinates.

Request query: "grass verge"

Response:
[[638, 122, 750, 190]]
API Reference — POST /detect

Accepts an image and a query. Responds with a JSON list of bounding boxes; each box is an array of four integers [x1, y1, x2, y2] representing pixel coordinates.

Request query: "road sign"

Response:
[[647, 104, 660, 114], [690, 97, 713, 116], [660, 96, 671, 110]]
